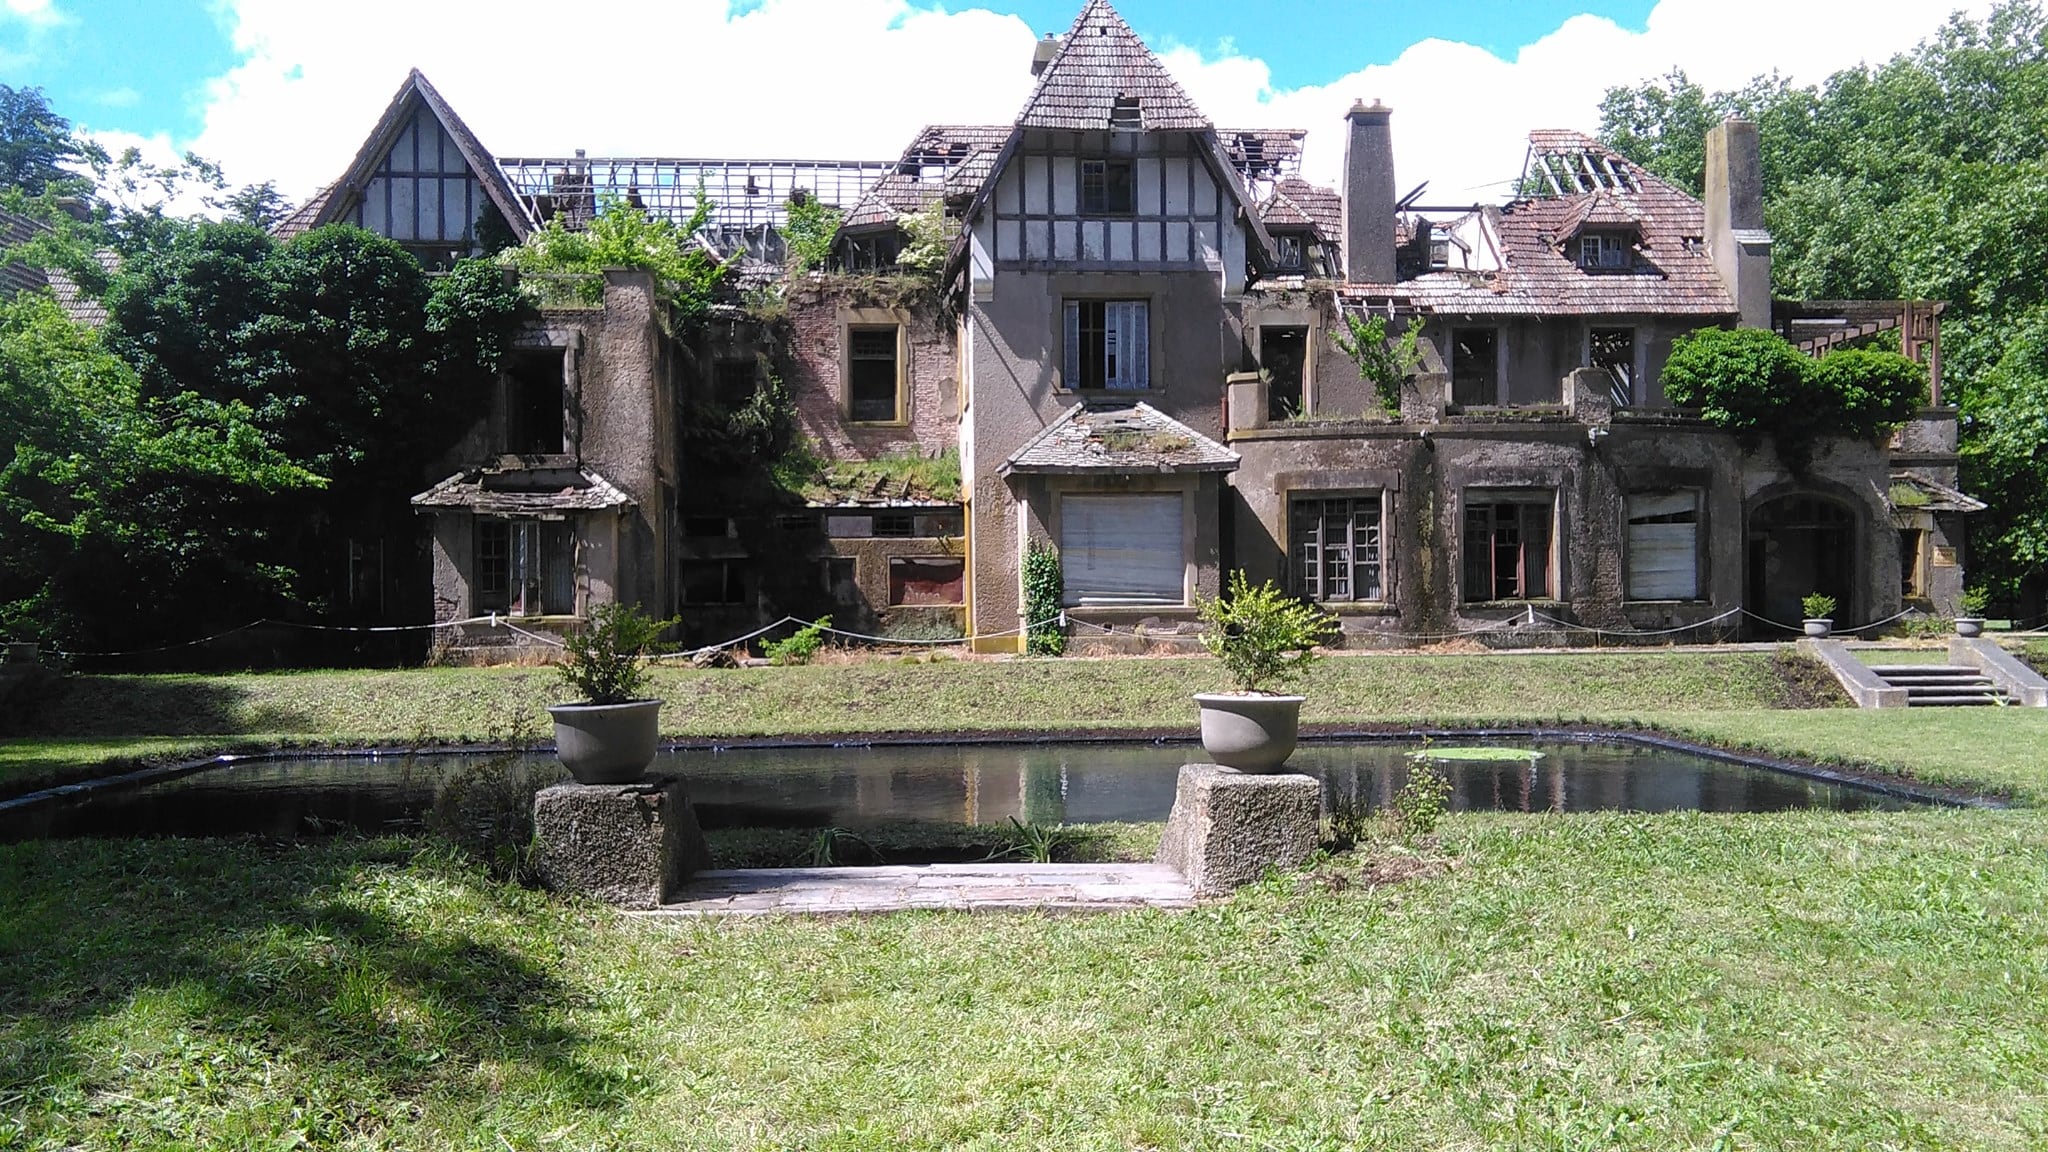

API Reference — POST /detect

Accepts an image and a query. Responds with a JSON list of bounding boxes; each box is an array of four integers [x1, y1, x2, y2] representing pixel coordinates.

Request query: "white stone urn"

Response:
[[1194, 692, 1304, 773], [548, 699, 661, 784], [1802, 618, 1833, 639]]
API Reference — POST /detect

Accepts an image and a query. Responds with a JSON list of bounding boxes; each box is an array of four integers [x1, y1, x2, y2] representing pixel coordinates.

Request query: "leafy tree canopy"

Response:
[[1661, 328, 1925, 468], [1598, 0, 2048, 597], [0, 84, 85, 198]]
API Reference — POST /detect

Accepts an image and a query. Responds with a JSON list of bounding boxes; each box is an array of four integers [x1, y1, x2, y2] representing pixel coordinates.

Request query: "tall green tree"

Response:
[[0, 85, 84, 197], [1597, 1, 2048, 604]]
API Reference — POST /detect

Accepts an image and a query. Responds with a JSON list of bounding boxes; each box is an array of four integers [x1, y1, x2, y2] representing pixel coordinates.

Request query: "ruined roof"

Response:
[[1015, 0, 1210, 132], [1262, 177, 1342, 241], [0, 207, 46, 297], [1344, 131, 1734, 317], [1001, 401, 1238, 475], [842, 174, 942, 230], [285, 69, 534, 242], [411, 456, 634, 514], [1889, 472, 1985, 514], [1220, 129, 1305, 179]]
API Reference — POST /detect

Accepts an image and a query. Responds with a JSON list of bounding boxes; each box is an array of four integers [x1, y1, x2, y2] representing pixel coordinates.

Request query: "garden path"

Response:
[[644, 862, 1195, 916]]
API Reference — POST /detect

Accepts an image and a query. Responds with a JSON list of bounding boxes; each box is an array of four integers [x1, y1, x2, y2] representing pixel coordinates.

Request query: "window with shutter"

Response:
[[1058, 493, 1184, 605], [1625, 491, 1700, 600], [1063, 299, 1149, 390]]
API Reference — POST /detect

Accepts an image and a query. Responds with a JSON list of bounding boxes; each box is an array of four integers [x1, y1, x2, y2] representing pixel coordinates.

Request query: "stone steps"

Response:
[[1864, 664, 2009, 707]]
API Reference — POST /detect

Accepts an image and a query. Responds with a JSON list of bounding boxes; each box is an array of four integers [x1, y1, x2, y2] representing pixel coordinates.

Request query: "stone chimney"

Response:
[[1343, 99, 1397, 284], [1704, 118, 1772, 329], [1031, 34, 1061, 76]]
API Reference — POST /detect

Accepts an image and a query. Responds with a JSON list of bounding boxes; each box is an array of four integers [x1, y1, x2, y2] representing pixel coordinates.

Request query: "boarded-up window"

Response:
[[847, 326, 899, 422], [1462, 493, 1553, 602], [1625, 491, 1700, 600], [1059, 493, 1184, 606], [1290, 495, 1383, 602], [889, 558, 965, 606], [475, 519, 573, 616], [1065, 300, 1149, 390], [1451, 328, 1498, 407]]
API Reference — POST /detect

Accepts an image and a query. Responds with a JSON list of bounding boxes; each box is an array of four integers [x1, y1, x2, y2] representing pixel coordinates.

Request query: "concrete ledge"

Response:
[[1950, 637, 2048, 707], [1156, 763, 1320, 897], [1797, 638, 1907, 708], [533, 779, 712, 909]]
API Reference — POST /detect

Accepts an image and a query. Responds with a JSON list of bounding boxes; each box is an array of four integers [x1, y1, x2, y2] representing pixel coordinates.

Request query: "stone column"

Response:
[[533, 778, 713, 909], [1156, 763, 1321, 897]]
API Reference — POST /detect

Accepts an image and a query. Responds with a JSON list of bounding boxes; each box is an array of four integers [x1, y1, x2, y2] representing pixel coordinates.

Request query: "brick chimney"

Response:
[[1343, 99, 1397, 284], [1704, 118, 1772, 329]]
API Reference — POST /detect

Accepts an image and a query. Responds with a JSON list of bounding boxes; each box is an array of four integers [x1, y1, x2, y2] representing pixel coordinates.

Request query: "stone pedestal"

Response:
[[1155, 763, 1321, 897], [533, 779, 712, 909]]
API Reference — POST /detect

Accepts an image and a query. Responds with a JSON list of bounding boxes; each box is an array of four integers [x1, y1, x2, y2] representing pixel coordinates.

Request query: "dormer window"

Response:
[[1429, 237, 1450, 269], [1274, 233, 1304, 269], [1111, 96, 1142, 131], [1577, 232, 1632, 269]]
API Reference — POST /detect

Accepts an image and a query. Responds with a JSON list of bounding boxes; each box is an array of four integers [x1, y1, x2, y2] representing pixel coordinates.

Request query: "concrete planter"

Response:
[[547, 699, 661, 784], [1955, 617, 1986, 638], [1193, 692, 1304, 773], [1803, 618, 1833, 639]]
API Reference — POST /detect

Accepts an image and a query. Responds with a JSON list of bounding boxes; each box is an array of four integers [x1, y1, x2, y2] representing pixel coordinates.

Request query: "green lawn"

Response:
[[4, 810, 2045, 1149], [9, 648, 2048, 1147]]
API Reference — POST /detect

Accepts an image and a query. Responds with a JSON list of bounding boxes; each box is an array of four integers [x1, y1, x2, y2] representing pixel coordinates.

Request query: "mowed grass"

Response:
[[4, 810, 2046, 1150]]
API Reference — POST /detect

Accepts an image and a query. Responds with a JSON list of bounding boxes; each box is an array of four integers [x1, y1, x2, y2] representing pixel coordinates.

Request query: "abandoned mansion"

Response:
[[269, 0, 1967, 655]]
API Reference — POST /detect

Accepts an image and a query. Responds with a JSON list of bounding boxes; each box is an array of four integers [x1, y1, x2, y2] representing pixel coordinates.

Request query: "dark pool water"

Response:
[[0, 737, 1919, 842]]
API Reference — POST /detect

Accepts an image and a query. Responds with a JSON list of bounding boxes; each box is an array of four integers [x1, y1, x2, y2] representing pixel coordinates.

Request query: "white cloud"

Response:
[[3, 0, 62, 28], [176, 0, 1992, 211]]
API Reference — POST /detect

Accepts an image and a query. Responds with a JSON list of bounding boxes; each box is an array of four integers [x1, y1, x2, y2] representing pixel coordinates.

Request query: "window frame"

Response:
[[1576, 232, 1633, 269], [677, 560, 746, 606], [844, 322, 904, 424], [1079, 159, 1136, 216], [474, 517, 575, 617], [1062, 298, 1151, 391], [1288, 492, 1387, 604], [1588, 325, 1638, 408], [1461, 491, 1557, 603], [1450, 326, 1501, 407]]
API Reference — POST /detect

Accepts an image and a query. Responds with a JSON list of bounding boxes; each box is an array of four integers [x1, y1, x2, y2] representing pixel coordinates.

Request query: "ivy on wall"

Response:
[[1023, 540, 1066, 656]]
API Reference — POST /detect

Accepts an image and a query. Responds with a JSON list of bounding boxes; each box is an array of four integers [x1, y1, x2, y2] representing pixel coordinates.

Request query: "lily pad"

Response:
[[1407, 746, 1546, 762]]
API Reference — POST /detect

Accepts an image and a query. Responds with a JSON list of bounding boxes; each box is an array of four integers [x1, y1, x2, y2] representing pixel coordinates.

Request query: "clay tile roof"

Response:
[[1001, 401, 1238, 475], [1559, 189, 1641, 235], [1263, 177, 1341, 241], [1015, 0, 1210, 132], [842, 174, 941, 230], [411, 457, 634, 514], [0, 206, 47, 297], [271, 183, 335, 242]]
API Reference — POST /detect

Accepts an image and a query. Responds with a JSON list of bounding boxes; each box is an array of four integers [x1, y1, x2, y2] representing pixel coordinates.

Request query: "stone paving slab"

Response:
[[641, 863, 1196, 917]]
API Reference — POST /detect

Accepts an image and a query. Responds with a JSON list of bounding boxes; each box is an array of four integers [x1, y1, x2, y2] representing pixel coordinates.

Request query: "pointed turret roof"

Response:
[[1015, 0, 1209, 132]]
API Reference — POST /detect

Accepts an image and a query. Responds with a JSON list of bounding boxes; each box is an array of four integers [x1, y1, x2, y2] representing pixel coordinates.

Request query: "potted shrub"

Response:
[[1956, 587, 1989, 638], [1801, 592, 1837, 639], [548, 602, 678, 784], [1192, 571, 1337, 772]]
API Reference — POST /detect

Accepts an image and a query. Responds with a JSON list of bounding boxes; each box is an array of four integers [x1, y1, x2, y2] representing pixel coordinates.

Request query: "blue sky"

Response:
[[0, 0, 1973, 205], [9, 0, 1659, 142]]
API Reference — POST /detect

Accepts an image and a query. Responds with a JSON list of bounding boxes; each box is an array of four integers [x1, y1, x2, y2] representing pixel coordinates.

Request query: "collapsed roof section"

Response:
[[411, 455, 634, 516], [1342, 130, 1736, 317]]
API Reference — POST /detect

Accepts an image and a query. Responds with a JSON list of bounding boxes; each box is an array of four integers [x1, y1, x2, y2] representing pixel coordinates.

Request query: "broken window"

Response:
[[823, 557, 860, 604], [873, 513, 916, 538], [1290, 495, 1384, 603], [678, 561, 745, 605], [847, 326, 901, 423], [1065, 299, 1149, 389], [1589, 327, 1636, 408], [1080, 159, 1135, 215], [1273, 233, 1304, 270], [1261, 326, 1308, 420], [1899, 528, 1927, 599], [1110, 97, 1142, 132], [505, 349, 566, 455], [1625, 491, 1700, 601], [475, 518, 574, 616], [1462, 493, 1554, 602], [1429, 237, 1450, 268], [682, 516, 730, 539], [889, 558, 966, 606], [1577, 232, 1631, 269], [777, 512, 815, 533], [1451, 328, 1499, 407]]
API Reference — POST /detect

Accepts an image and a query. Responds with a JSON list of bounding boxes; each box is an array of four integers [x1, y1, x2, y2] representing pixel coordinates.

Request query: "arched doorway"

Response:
[[1748, 494, 1856, 631]]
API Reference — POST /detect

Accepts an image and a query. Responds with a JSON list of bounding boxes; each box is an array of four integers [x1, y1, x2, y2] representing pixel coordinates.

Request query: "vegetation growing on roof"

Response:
[[781, 191, 841, 276], [894, 200, 949, 274], [498, 193, 731, 316], [1659, 328, 1924, 467], [1333, 311, 1424, 413], [778, 446, 962, 506]]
